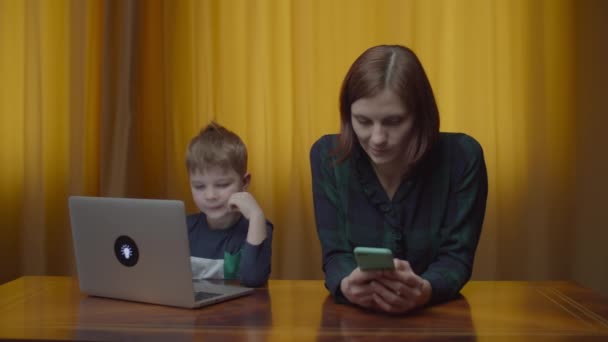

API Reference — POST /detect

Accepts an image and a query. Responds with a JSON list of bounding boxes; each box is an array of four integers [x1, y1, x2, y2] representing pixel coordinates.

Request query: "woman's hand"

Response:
[[371, 259, 432, 313], [340, 268, 384, 310], [341, 259, 432, 314]]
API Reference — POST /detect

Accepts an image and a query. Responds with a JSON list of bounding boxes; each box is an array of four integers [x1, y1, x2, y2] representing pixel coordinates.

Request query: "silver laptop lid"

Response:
[[69, 196, 198, 308]]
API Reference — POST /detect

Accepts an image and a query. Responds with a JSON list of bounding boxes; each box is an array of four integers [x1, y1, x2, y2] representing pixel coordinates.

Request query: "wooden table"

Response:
[[0, 277, 607, 341]]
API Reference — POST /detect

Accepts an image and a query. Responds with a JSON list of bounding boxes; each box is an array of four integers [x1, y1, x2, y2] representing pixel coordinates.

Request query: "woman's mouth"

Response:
[[369, 147, 388, 156]]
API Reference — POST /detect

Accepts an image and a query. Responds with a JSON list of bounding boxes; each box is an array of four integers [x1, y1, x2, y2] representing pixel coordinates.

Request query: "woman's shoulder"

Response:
[[310, 134, 339, 160], [438, 132, 484, 159], [311, 134, 338, 152], [434, 132, 486, 177]]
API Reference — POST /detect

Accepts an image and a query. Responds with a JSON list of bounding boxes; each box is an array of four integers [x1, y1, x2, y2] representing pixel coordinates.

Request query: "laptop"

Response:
[[68, 196, 254, 309]]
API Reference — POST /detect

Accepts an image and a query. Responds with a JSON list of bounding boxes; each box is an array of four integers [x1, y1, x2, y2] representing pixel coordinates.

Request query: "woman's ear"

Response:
[[242, 172, 252, 191]]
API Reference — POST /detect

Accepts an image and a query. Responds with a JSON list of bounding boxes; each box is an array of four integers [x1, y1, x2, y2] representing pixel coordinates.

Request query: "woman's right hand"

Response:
[[340, 268, 383, 309]]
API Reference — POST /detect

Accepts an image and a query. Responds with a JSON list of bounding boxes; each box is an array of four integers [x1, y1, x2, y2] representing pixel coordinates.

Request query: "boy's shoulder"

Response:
[[186, 212, 205, 231], [187, 212, 273, 232]]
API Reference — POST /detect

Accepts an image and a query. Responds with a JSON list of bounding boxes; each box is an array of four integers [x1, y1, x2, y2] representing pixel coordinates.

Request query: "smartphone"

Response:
[[354, 247, 395, 271]]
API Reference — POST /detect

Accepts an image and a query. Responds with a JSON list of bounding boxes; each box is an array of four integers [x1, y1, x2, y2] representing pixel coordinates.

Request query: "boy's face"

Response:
[[189, 166, 249, 229]]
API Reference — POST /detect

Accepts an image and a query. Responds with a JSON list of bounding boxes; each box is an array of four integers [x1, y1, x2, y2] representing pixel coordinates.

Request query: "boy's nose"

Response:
[[204, 189, 218, 200]]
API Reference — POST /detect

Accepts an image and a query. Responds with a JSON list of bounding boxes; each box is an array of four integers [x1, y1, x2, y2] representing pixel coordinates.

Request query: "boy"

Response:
[[185, 122, 272, 287]]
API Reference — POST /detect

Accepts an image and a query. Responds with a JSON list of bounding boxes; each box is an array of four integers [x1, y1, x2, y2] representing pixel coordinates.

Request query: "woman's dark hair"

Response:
[[335, 45, 440, 165]]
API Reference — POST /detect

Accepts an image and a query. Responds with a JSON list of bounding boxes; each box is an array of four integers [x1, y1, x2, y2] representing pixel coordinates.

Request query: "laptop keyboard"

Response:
[[195, 291, 223, 302]]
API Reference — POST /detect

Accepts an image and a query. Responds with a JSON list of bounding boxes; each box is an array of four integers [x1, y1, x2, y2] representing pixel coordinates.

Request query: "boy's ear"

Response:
[[242, 172, 251, 191]]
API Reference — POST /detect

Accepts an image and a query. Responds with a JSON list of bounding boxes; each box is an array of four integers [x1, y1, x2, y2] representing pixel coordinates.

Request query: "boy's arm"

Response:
[[228, 192, 272, 287], [227, 192, 267, 244], [245, 212, 267, 245], [239, 223, 273, 287]]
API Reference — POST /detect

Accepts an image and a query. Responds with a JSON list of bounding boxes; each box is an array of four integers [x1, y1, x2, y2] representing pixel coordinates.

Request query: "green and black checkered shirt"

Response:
[[310, 133, 488, 305]]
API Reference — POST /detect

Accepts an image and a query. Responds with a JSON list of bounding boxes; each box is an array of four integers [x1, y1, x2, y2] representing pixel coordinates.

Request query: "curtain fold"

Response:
[[1, 0, 605, 296]]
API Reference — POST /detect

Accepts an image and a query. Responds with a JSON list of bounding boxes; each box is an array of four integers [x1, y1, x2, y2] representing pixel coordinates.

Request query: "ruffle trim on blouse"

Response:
[[351, 146, 402, 231]]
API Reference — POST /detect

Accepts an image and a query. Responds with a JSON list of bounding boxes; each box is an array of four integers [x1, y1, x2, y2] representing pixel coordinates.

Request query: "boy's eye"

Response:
[[194, 185, 205, 190], [217, 183, 231, 188]]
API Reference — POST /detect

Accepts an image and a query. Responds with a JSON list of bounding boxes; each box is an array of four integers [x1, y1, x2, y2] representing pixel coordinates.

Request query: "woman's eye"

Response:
[[384, 117, 403, 126], [357, 118, 372, 126], [194, 185, 205, 190]]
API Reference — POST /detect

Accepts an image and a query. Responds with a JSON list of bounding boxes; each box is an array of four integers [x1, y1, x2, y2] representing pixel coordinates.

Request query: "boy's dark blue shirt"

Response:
[[310, 132, 488, 304], [187, 213, 273, 287]]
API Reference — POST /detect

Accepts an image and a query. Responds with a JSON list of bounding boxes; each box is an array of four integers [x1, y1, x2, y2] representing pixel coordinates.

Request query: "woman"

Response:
[[310, 44, 488, 314]]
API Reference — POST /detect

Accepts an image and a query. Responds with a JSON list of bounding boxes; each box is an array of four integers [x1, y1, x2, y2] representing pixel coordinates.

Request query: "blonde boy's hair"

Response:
[[185, 122, 248, 176]]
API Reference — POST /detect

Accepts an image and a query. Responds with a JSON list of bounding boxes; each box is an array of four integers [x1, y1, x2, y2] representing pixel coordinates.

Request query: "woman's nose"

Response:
[[370, 124, 387, 146]]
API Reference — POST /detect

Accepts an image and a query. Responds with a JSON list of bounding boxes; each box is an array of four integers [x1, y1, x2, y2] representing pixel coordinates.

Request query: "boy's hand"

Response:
[[227, 192, 266, 245], [227, 192, 264, 221]]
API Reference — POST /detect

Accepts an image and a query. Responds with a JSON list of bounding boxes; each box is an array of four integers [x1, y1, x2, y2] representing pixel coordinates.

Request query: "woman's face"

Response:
[[351, 89, 414, 169]]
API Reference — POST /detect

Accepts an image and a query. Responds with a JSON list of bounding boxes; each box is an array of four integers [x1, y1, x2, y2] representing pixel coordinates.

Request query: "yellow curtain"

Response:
[[1, 0, 606, 297], [0, 0, 101, 278]]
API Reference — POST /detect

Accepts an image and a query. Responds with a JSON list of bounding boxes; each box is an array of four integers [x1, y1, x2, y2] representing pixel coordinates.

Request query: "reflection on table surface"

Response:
[[318, 293, 475, 342], [0, 277, 607, 341]]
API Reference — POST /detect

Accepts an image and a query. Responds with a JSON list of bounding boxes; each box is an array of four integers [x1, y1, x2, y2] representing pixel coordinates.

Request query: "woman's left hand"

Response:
[[368, 259, 432, 314]]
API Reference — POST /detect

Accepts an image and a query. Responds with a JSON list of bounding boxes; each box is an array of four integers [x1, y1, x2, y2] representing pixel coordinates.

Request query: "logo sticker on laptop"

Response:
[[114, 235, 139, 267]]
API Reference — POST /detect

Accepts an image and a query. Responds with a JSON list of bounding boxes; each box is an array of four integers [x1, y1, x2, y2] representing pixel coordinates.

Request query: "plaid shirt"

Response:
[[310, 133, 488, 304]]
